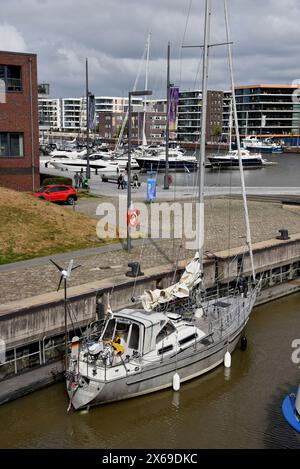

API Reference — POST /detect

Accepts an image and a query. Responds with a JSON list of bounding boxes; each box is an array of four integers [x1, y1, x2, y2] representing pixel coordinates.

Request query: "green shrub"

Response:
[[42, 177, 73, 187]]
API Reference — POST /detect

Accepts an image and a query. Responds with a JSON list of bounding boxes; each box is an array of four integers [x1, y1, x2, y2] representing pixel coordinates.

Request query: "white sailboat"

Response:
[[65, 0, 260, 410]]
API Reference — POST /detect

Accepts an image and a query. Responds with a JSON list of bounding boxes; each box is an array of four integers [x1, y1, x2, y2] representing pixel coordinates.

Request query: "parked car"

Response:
[[33, 185, 77, 205]]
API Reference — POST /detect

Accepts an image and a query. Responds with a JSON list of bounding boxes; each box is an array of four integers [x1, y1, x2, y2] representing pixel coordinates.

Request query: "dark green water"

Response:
[[0, 293, 300, 449]]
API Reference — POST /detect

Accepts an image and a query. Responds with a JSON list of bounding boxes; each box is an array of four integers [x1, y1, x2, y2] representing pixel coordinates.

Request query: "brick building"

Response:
[[0, 51, 39, 191], [99, 106, 167, 144]]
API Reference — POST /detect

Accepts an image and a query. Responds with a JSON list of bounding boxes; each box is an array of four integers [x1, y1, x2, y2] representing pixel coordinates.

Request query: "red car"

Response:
[[33, 185, 77, 205]]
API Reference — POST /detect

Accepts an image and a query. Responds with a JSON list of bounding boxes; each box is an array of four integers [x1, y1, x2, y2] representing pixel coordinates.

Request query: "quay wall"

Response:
[[0, 260, 216, 351], [1, 235, 300, 352], [1, 234, 300, 404]]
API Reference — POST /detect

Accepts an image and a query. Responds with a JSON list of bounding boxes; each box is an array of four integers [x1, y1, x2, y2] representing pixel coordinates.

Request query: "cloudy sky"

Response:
[[1, 0, 300, 98]]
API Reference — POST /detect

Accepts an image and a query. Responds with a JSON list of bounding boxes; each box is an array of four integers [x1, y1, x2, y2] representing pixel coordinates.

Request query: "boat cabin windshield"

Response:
[[101, 318, 141, 354]]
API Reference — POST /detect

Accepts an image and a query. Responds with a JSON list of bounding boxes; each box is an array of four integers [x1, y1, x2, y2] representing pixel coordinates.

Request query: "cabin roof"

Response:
[[114, 309, 166, 328]]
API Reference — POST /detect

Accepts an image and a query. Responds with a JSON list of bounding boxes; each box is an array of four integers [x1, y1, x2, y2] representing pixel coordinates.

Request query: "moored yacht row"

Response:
[[41, 134, 284, 174], [42, 143, 199, 173]]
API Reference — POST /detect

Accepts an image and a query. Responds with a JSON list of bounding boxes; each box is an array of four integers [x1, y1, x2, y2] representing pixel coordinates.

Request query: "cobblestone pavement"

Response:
[[1, 199, 300, 304]]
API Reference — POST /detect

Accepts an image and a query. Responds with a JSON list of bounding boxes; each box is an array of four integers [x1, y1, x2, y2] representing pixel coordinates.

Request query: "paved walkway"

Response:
[[2, 198, 300, 304]]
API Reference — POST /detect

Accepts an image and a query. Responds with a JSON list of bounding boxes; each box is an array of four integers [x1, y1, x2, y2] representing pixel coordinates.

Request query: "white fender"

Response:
[[173, 372, 180, 391], [224, 351, 231, 368]]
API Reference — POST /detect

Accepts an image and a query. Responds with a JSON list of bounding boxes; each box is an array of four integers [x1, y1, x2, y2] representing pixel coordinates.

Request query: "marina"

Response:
[[1, 0, 300, 453]]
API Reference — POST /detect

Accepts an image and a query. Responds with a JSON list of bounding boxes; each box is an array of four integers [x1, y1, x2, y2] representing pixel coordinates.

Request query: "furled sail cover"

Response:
[[141, 253, 202, 312]]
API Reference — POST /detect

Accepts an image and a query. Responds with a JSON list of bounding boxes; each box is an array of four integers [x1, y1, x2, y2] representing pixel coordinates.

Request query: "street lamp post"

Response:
[[127, 89, 152, 252]]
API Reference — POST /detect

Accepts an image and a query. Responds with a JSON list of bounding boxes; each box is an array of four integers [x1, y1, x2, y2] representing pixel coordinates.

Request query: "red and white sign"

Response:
[[127, 208, 140, 228]]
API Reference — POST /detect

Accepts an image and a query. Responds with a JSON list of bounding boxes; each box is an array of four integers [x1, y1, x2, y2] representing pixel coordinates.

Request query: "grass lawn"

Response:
[[0, 187, 110, 265]]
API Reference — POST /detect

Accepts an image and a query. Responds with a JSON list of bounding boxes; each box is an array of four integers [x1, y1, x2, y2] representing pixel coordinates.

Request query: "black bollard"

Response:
[[126, 262, 144, 278], [276, 229, 290, 240]]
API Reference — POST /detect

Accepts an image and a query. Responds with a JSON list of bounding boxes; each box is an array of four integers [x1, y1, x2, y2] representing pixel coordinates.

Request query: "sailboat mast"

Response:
[[114, 35, 149, 153], [198, 0, 211, 269], [142, 33, 151, 146], [224, 0, 255, 279]]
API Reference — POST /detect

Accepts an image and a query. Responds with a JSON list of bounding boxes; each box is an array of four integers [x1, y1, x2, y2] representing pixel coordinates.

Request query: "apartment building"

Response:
[[38, 98, 61, 131], [177, 90, 223, 143], [61, 98, 83, 131], [98, 99, 166, 142], [222, 85, 300, 142]]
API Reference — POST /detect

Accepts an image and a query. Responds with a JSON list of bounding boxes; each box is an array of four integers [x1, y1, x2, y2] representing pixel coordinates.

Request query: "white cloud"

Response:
[[0, 23, 27, 52], [1, 1, 300, 97]]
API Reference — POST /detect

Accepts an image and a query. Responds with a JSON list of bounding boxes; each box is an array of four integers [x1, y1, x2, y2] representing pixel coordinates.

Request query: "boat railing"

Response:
[[208, 296, 248, 336]]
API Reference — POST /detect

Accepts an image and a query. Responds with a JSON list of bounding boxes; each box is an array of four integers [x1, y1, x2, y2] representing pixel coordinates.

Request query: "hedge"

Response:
[[42, 177, 73, 187]]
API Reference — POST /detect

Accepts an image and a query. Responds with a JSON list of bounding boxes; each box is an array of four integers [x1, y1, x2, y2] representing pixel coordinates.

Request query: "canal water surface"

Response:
[[139, 151, 300, 189], [0, 292, 300, 448]]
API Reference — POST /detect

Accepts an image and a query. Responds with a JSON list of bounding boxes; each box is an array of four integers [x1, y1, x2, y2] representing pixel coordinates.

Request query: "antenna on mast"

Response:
[[50, 259, 81, 371]]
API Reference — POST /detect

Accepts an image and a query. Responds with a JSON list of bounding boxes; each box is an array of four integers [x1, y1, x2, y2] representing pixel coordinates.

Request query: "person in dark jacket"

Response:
[[117, 174, 124, 189]]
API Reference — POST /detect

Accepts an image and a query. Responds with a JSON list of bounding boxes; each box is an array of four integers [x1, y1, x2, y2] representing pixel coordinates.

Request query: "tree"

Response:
[[211, 125, 222, 142], [115, 122, 129, 139]]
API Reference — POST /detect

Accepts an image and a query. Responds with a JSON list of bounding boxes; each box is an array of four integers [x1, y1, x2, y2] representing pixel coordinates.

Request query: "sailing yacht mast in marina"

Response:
[[223, 0, 255, 279], [65, 0, 260, 411], [142, 33, 151, 147], [197, 0, 210, 271]]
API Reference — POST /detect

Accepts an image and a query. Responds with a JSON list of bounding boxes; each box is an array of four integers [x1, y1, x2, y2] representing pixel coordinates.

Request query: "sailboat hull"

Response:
[[69, 316, 247, 410]]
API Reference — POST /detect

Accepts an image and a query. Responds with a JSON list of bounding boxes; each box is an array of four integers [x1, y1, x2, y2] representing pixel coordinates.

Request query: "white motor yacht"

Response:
[[208, 149, 266, 168], [45, 153, 120, 173]]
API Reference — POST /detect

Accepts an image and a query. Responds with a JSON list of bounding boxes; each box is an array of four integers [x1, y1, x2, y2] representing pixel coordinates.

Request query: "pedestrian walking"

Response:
[[117, 173, 123, 190], [82, 177, 89, 190], [133, 173, 139, 189], [74, 172, 80, 188], [79, 173, 84, 188], [123, 173, 128, 189]]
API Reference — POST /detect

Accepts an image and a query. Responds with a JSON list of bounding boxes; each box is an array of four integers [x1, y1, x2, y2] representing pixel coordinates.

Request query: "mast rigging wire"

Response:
[[223, 0, 256, 280]]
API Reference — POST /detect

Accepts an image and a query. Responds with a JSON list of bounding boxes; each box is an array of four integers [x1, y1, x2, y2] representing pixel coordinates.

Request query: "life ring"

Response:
[[127, 208, 140, 228]]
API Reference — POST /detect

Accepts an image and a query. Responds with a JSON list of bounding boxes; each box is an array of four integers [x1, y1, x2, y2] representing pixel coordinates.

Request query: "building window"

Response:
[[0, 132, 24, 157], [0, 65, 22, 91]]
